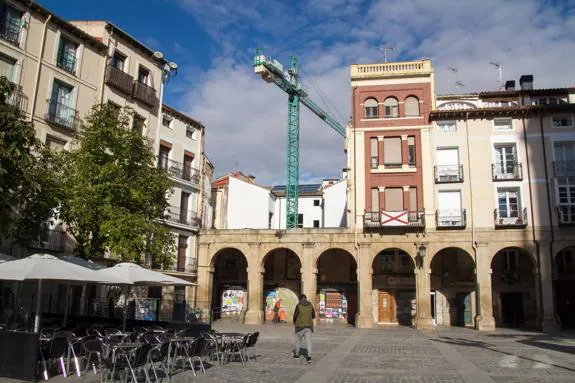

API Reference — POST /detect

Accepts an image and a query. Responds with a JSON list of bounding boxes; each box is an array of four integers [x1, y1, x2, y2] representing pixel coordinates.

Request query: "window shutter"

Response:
[[405, 96, 419, 116], [385, 188, 403, 211], [409, 188, 417, 211], [370, 138, 378, 157], [384, 137, 402, 164], [371, 188, 379, 211]]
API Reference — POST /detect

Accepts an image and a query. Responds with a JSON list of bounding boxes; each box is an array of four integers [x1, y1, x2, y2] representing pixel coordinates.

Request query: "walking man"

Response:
[[292, 294, 315, 363]]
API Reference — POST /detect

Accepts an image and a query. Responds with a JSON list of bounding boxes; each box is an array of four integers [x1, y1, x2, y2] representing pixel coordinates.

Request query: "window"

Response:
[[364, 98, 379, 119], [132, 114, 145, 135], [177, 235, 188, 272], [437, 121, 456, 132], [48, 80, 74, 126], [138, 66, 149, 84], [162, 115, 172, 128], [497, 188, 520, 218], [379, 250, 395, 272], [0, 54, 16, 82], [503, 249, 518, 273], [180, 191, 190, 222], [556, 177, 575, 223], [174, 286, 186, 303], [384, 97, 399, 118], [409, 187, 417, 211], [383, 137, 402, 167], [554, 142, 575, 176], [111, 51, 126, 71], [45, 135, 66, 151], [0, 4, 23, 45], [404, 96, 419, 117], [57, 36, 78, 74], [407, 136, 416, 166], [313, 220, 320, 228], [297, 213, 304, 228], [158, 145, 170, 169], [533, 97, 566, 105], [552, 116, 574, 128], [493, 118, 513, 130], [370, 137, 379, 168], [371, 188, 379, 211], [313, 199, 320, 207], [183, 154, 194, 181], [186, 125, 196, 139], [385, 188, 403, 211], [494, 144, 518, 175]]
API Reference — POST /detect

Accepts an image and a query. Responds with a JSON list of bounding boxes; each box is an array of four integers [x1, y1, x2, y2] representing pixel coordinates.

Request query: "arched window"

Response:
[[384, 97, 399, 118], [364, 98, 379, 119], [404, 96, 420, 117]]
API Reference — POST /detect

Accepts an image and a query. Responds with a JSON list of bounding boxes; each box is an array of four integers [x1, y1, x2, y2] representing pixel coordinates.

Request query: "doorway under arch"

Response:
[[430, 247, 476, 327], [262, 248, 302, 323], [554, 246, 575, 328], [211, 248, 248, 321]]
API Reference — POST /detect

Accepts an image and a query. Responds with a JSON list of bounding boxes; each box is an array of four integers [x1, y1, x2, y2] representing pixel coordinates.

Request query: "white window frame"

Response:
[[436, 121, 456, 132], [555, 177, 575, 224], [161, 114, 172, 129], [552, 116, 575, 129], [363, 98, 379, 119], [493, 117, 513, 131], [496, 187, 521, 219], [186, 125, 197, 139]]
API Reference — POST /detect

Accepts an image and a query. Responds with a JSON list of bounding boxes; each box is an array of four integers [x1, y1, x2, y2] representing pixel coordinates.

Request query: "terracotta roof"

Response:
[[430, 104, 575, 120], [479, 87, 575, 97]]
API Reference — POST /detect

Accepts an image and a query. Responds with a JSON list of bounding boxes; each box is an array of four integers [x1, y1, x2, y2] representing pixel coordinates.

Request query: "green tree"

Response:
[[0, 77, 61, 243], [59, 103, 175, 265]]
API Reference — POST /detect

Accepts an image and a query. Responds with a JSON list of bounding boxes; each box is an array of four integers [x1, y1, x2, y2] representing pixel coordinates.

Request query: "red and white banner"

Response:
[[380, 211, 408, 226]]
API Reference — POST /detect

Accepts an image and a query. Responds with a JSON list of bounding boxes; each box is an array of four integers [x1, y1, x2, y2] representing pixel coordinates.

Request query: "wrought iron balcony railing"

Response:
[[553, 161, 575, 177], [0, 16, 21, 45], [435, 209, 466, 228], [133, 80, 159, 108], [494, 207, 528, 228], [364, 210, 425, 228], [45, 99, 80, 131], [28, 229, 69, 252], [158, 158, 200, 185], [492, 162, 522, 181], [175, 259, 198, 273], [557, 206, 575, 225], [434, 164, 464, 183], [164, 206, 200, 228], [57, 53, 77, 75], [105, 65, 134, 95]]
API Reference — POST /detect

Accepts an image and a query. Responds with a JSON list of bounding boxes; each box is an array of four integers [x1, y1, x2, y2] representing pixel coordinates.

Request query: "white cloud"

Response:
[[175, 0, 575, 184]]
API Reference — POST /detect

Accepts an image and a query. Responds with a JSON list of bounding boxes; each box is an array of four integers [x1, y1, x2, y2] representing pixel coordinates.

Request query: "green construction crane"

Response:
[[253, 49, 345, 229]]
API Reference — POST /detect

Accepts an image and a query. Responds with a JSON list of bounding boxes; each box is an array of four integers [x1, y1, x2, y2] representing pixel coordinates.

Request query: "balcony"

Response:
[[557, 206, 575, 225], [57, 54, 77, 75], [133, 81, 158, 108], [553, 161, 575, 177], [492, 162, 522, 181], [434, 165, 464, 183], [5, 86, 28, 113], [28, 229, 69, 252], [0, 16, 21, 45], [494, 208, 528, 228], [105, 65, 134, 95], [158, 159, 200, 186], [45, 99, 80, 131], [364, 210, 425, 228], [164, 206, 200, 229], [175, 259, 198, 274], [436, 209, 466, 229]]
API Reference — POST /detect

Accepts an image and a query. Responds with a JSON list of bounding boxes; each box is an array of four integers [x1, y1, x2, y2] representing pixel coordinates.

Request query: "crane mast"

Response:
[[254, 50, 345, 229]]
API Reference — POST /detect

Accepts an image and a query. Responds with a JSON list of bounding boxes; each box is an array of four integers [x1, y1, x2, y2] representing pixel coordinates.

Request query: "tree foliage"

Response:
[[0, 77, 61, 243], [59, 103, 175, 265]]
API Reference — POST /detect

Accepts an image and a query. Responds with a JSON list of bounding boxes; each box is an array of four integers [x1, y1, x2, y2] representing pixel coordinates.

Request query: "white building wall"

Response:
[[272, 195, 323, 229], [324, 180, 347, 227], [227, 177, 273, 229]]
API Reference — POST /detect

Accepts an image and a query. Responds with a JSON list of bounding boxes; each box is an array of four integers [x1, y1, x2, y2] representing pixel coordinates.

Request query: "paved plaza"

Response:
[[6, 322, 575, 383]]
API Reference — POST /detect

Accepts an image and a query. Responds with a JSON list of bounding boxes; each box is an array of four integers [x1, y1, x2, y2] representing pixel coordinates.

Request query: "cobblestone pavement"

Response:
[[6, 322, 575, 383]]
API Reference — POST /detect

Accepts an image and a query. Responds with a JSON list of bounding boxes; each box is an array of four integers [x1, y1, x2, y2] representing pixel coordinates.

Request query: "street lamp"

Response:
[[416, 243, 427, 269]]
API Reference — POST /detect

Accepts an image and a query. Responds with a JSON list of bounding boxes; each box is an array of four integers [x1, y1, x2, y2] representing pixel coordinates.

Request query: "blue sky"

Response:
[[41, 0, 575, 185]]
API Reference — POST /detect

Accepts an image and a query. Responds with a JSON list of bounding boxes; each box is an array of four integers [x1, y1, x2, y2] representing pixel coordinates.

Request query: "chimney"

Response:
[[519, 75, 533, 90], [504, 80, 515, 91]]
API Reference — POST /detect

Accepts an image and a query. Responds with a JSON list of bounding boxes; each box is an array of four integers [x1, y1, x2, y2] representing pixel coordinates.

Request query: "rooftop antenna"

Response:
[[455, 81, 465, 88], [379, 46, 395, 63], [448, 66, 465, 89], [490, 62, 502, 88]]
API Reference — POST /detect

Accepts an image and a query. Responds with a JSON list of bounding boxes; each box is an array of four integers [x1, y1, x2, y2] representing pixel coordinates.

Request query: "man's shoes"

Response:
[[306, 357, 312, 363], [292, 353, 299, 359]]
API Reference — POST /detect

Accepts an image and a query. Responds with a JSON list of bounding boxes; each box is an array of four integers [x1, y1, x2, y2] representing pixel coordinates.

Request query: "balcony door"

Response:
[[497, 188, 520, 218], [437, 191, 462, 225], [494, 144, 517, 174], [436, 148, 459, 179], [183, 154, 194, 181], [180, 191, 190, 224], [554, 142, 575, 175], [50, 80, 74, 123]]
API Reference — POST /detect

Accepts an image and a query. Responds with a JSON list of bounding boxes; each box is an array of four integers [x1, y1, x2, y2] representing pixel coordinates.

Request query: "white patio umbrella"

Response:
[[60, 255, 105, 270], [97, 263, 194, 329], [0, 253, 15, 263], [0, 253, 128, 332]]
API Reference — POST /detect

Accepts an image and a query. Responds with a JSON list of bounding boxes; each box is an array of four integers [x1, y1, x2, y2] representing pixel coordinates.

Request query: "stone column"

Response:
[[415, 244, 433, 330], [245, 242, 264, 324], [538, 244, 556, 332], [356, 242, 374, 328], [301, 242, 317, 306], [474, 242, 496, 331], [195, 242, 213, 313]]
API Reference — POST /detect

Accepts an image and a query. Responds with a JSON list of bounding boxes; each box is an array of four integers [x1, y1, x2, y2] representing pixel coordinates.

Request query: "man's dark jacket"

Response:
[[293, 298, 315, 333]]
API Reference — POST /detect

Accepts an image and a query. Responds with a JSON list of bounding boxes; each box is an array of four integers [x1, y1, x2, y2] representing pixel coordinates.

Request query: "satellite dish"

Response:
[[153, 51, 164, 59], [168, 62, 178, 70]]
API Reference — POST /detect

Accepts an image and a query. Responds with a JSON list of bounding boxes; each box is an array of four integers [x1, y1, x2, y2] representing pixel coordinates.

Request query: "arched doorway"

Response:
[[211, 248, 248, 321], [372, 248, 416, 326], [316, 249, 357, 324], [430, 248, 476, 327], [262, 248, 301, 323], [491, 247, 537, 328], [554, 247, 575, 328]]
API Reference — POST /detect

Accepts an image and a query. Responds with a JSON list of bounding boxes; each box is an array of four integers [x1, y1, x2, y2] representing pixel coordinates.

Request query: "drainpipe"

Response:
[[99, 29, 114, 104], [30, 14, 51, 121]]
